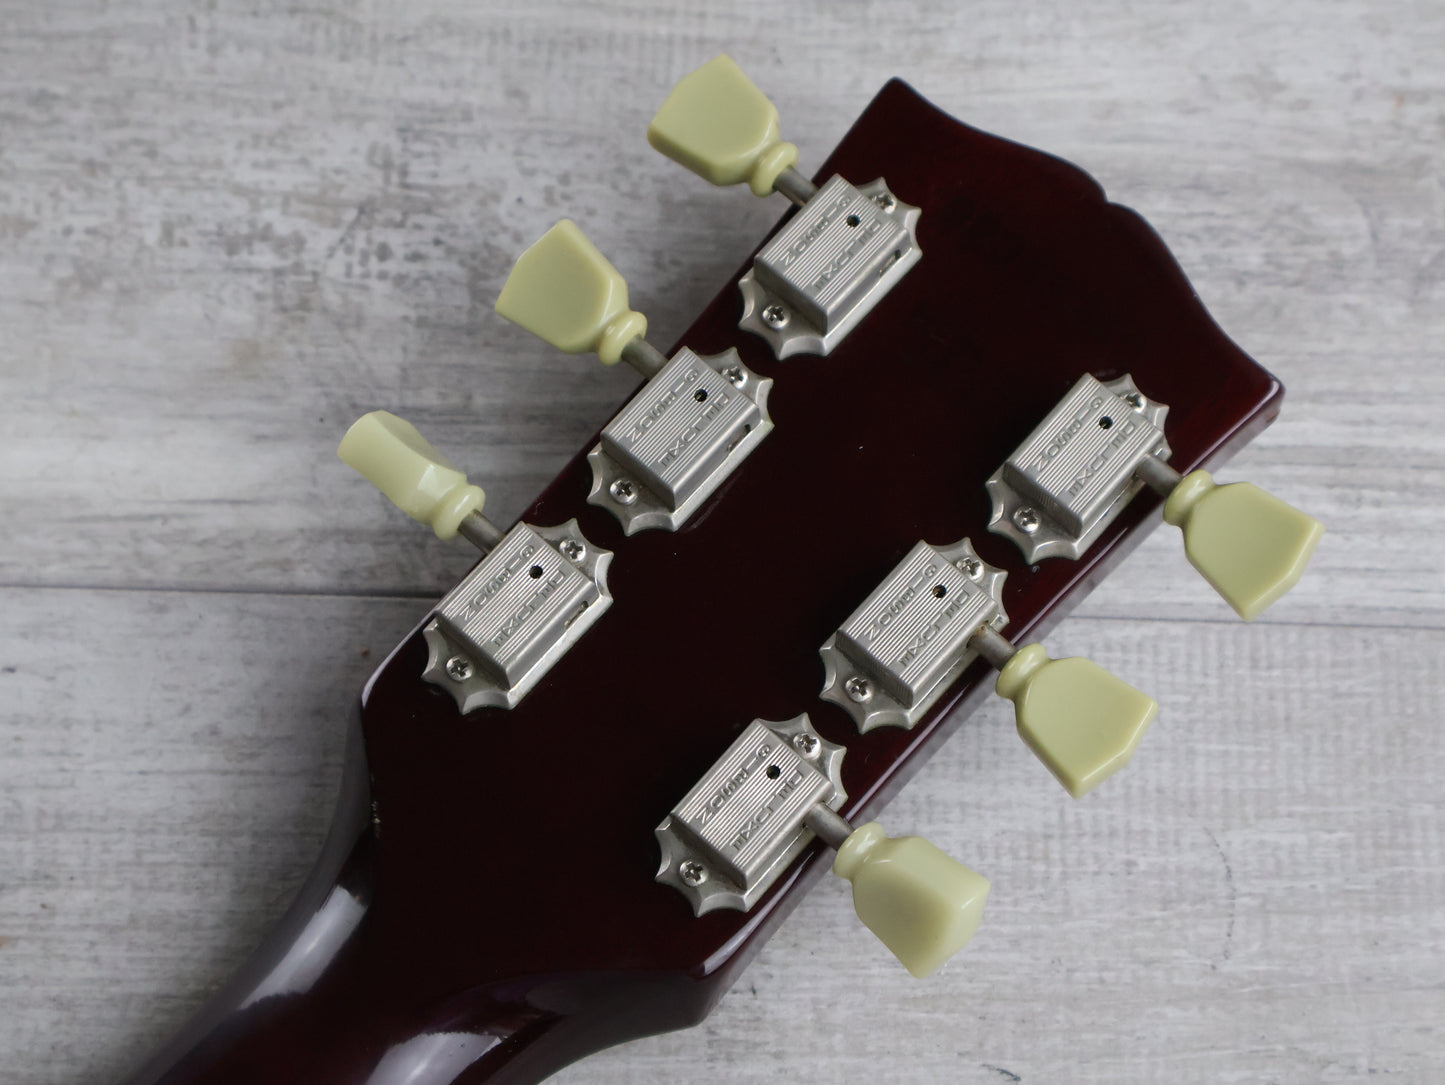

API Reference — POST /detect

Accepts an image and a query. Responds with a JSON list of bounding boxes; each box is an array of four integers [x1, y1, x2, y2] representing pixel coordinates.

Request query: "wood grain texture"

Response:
[[0, 1, 1440, 1082]]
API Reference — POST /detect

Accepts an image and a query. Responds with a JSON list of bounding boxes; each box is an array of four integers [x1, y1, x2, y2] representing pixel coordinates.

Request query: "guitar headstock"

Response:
[[334, 56, 1319, 1068]]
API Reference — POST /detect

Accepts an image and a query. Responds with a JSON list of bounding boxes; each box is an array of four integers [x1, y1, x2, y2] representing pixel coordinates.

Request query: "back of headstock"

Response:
[[125, 58, 1320, 1085]]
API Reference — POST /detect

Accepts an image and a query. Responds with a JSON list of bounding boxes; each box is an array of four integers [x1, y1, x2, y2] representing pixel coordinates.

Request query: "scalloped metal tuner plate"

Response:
[[820, 538, 1007, 733], [587, 348, 773, 534], [739, 177, 921, 359], [422, 520, 613, 713], [655, 714, 846, 915], [985, 373, 1171, 562]]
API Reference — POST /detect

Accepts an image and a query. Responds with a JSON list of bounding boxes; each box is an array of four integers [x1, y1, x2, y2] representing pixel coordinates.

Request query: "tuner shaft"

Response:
[[457, 511, 506, 554], [1134, 451, 1182, 496], [773, 166, 817, 206], [966, 624, 1018, 670], [620, 337, 669, 378], [802, 803, 853, 850]]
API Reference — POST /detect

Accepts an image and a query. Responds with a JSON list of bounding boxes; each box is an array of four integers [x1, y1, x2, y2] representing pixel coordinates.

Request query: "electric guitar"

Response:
[[118, 56, 1321, 1085]]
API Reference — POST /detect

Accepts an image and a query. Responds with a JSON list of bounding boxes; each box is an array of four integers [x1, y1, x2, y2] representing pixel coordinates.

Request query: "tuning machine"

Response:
[[648, 55, 922, 359], [820, 538, 1157, 798], [339, 412, 613, 712], [656, 714, 989, 978], [495, 220, 773, 534], [986, 373, 1323, 619]]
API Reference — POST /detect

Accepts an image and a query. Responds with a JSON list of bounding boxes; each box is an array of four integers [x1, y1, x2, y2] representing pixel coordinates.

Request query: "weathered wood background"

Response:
[[1, 1, 1441, 1082]]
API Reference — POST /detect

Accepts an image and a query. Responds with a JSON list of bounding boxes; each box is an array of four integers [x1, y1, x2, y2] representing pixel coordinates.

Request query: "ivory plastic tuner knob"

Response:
[[991, 642, 1160, 799], [338, 411, 488, 543], [495, 219, 650, 369], [1162, 469, 1324, 621], [648, 54, 801, 198], [830, 821, 990, 978]]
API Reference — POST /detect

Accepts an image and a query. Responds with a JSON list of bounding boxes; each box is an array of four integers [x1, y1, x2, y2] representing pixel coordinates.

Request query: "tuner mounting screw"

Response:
[[444, 655, 474, 682], [1125, 392, 1145, 411], [723, 365, 747, 387], [874, 192, 896, 212], [610, 478, 638, 505], [1013, 507, 1041, 535], [559, 538, 585, 562], [957, 557, 983, 580], [761, 303, 789, 329], [679, 860, 708, 886], [792, 733, 820, 758], [845, 676, 873, 704]]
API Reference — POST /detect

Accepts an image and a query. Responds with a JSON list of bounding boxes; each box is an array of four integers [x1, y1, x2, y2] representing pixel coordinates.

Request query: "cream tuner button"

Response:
[[993, 643, 1159, 799], [495, 219, 648, 368], [647, 54, 801, 198], [339, 411, 501, 550], [831, 821, 990, 978], [1163, 469, 1324, 620]]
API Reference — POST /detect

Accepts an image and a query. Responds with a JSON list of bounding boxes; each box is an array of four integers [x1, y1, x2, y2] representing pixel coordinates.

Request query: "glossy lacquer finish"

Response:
[[122, 80, 1281, 1085]]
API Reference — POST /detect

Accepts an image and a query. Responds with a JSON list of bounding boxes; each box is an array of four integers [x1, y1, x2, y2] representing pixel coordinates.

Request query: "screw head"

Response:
[[1125, 392, 1145, 411], [559, 538, 585, 561], [761, 303, 789, 329], [722, 365, 747, 387], [610, 478, 638, 505], [679, 860, 708, 886], [792, 733, 820, 758], [1013, 507, 1041, 534], [444, 655, 473, 682], [957, 557, 983, 580], [874, 192, 897, 212], [844, 676, 873, 703]]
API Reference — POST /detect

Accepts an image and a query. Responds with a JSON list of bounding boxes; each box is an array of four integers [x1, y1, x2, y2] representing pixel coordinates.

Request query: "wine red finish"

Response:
[[122, 80, 1281, 1085]]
